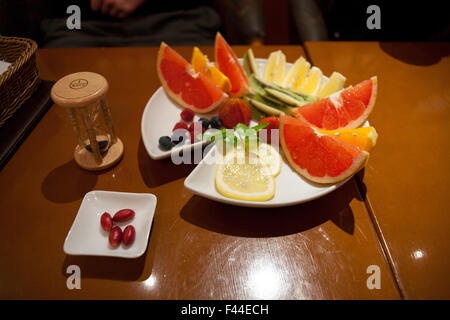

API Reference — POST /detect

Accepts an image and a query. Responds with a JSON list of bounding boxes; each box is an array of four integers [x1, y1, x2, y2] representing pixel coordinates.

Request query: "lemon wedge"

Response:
[[215, 150, 275, 201], [282, 56, 311, 90], [264, 50, 286, 85], [317, 71, 346, 98], [298, 66, 322, 96]]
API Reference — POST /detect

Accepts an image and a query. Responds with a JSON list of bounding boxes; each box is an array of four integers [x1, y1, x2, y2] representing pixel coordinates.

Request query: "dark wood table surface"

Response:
[[305, 41, 450, 299], [3, 43, 444, 299]]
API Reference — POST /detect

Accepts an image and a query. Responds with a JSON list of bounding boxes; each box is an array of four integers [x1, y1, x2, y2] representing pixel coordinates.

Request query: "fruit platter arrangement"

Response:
[[141, 33, 378, 207]]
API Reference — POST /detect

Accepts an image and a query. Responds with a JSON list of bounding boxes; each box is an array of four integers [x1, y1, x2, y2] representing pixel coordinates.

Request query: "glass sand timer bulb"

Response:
[[51, 72, 124, 171]]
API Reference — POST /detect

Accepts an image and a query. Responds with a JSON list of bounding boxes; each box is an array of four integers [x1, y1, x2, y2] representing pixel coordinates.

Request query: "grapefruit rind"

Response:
[[215, 33, 250, 97], [157, 42, 227, 114], [280, 114, 369, 184]]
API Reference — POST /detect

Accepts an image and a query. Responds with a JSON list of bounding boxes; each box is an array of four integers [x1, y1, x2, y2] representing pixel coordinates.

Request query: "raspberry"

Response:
[[180, 108, 194, 122], [189, 122, 205, 133], [172, 121, 188, 132], [188, 122, 205, 143], [189, 130, 197, 143]]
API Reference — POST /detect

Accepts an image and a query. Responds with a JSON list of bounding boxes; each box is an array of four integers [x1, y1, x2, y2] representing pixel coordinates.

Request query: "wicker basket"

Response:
[[0, 36, 41, 127]]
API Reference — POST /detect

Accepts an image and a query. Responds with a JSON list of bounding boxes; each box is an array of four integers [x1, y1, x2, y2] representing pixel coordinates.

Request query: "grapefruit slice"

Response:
[[215, 32, 250, 97], [280, 114, 369, 184], [157, 42, 227, 113], [292, 77, 377, 130]]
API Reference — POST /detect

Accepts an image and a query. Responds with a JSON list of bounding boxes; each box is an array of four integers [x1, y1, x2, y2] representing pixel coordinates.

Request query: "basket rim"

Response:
[[0, 36, 38, 87]]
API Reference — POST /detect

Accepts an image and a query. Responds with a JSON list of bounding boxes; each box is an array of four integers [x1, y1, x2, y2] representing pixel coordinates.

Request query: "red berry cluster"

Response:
[[173, 108, 205, 143]]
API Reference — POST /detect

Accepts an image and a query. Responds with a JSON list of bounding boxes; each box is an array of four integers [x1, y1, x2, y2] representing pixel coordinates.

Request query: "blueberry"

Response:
[[172, 130, 187, 145], [199, 117, 210, 129], [158, 136, 173, 150], [209, 116, 222, 129]]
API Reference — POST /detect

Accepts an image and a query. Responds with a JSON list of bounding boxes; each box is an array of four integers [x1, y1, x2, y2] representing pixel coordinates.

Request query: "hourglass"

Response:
[[51, 72, 124, 170]]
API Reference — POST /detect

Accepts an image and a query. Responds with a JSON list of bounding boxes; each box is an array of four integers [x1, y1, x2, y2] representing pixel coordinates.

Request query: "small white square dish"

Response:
[[63, 191, 157, 258]]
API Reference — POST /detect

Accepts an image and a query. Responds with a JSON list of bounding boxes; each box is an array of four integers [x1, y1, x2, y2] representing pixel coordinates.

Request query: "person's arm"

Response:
[[90, 0, 146, 19]]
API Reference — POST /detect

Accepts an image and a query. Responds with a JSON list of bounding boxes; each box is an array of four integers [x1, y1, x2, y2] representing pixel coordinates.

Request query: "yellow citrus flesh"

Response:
[[298, 66, 323, 96], [253, 143, 282, 177], [317, 71, 346, 98], [209, 65, 231, 93], [318, 126, 378, 152], [191, 46, 231, 93], [191, 46, 208, 73], [215, 150, 276, 201], [264, 50, 286, 85], [282, 56, 311, 91]]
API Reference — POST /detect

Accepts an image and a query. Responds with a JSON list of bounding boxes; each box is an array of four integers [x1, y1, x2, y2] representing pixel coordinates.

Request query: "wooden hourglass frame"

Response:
[[51, 72, 124, 171]]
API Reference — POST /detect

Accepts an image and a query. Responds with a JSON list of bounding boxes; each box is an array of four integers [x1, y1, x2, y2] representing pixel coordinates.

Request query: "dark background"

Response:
[[0, 0, 448, 47]]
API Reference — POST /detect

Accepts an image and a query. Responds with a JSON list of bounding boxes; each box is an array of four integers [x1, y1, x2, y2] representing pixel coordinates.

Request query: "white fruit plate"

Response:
[[184, 144, 351, 208], [142, 58, 367, 207], [63, 191, 157, 258], [141, 58, 316, 160]]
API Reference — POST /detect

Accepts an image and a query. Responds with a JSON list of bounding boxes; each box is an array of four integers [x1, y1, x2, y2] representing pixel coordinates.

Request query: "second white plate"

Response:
[[184, 145, 350, 208]]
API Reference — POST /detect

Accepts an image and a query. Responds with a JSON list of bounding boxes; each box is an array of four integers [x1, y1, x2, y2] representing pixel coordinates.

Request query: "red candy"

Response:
[[109, 226, 122, 248], [112, 209, 135, 222], [122, 225, 136, 247], [100, 212, 113, 232]]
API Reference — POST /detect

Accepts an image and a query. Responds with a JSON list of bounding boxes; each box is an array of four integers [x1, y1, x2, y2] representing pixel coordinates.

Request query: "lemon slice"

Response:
[[298, 66, 322, 96], [317, 71, 346, 98], [215, 150, 275, 201], [264, 50, 286, 85], [254, 143, 282, 177], [282, 56, 311, 90]]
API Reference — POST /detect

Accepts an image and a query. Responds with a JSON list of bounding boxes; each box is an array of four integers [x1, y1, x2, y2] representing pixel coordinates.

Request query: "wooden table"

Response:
[[305, 42, 450, 299], [0, 45, 405, 299]]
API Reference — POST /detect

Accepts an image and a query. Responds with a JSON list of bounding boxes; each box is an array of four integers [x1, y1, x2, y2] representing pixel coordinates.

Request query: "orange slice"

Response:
[[191, 46, 231, 93], [318, 126, 378, 152]]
